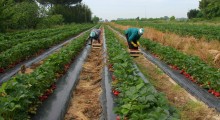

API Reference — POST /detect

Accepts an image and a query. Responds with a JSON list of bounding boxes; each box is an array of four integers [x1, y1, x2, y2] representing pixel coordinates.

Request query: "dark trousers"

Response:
[[89, 36, 100, 44], [125, 34, 138, 50]]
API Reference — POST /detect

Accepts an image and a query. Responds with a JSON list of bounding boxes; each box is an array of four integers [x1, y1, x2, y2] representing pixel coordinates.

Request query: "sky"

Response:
[[82, 0, 200, 20]]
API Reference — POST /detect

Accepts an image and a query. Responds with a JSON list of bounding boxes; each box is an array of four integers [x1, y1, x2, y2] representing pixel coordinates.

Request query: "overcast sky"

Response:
[[82, 0, 200, 20]]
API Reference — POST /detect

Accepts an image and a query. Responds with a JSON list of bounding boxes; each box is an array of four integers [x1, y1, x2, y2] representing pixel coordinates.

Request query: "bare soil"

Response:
[[19, 60, 44, 74], [64, 35, 103, 120]]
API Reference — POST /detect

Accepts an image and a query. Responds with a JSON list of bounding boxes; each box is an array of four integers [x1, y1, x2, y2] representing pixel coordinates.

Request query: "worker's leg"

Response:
[[97, 35, 101, 43], [127, 42, 133, 49], [125, 34, 131, 48], [90, 38, 93, 45], [88, 37, 92, 45]]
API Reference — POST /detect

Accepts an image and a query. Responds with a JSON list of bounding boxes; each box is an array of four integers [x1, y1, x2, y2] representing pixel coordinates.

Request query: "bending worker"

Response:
[[125, 28, 144, 50], [88, 28, 101, 45]]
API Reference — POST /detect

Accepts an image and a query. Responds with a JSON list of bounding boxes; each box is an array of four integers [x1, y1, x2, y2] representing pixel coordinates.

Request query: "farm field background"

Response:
[[0, 0, 220, 120]]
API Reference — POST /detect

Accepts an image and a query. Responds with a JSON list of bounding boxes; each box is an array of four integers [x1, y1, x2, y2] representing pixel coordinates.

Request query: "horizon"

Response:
[[82, 0, 200, 20]]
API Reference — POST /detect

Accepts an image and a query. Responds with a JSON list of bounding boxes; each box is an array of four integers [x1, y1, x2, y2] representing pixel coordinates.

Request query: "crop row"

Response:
[[104, 26, 179, 119], [0, 24, 94, 72], [0, 29, 62, 52], [115, 21, 220, 41], [0, 31, 90, 120], [0, 24, 94, 53], [140, 38, 220, 96], [109, 25, 220, 97], [0, 24, 80, 41]]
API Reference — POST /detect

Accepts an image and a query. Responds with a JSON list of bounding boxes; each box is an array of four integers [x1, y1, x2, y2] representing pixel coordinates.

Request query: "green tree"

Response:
[[11, 1, 39, 29], [170, 16, 175, 21], [14, 0, 35, 3], [187, 9, 200, 19], [199, 0, 211, 10], [199, 0, 220, 18], [92, 16, 99, 23], [37, 0, 82, 5], [50, 3, 91, 23], [37, 14, 64, 28], [0, 0, 15, 32]]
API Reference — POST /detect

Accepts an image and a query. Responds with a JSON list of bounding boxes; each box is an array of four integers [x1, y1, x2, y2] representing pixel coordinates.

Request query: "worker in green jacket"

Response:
[[88, 28, 101, 45], [125, 28, 144, 50]]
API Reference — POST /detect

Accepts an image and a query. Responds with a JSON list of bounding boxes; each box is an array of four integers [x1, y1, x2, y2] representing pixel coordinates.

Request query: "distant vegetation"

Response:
[[187, 0, 220, 19], [0, 0, 94, 32]]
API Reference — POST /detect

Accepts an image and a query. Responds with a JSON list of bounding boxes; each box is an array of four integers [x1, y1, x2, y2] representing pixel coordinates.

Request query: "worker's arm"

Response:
[[128, 33, 135, 42], [137, 41, 140, 46], [131, 41, 138, 47], [129, 33, 138, 47]]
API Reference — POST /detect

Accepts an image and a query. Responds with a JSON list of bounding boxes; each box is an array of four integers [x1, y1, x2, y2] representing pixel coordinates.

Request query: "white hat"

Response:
[[139, 28, 144, 35], [90, 31, 96, 37]]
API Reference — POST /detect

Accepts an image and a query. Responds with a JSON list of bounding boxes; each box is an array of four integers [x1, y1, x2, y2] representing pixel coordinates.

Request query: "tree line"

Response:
[[187, 0, 220, 19], [0, 0, 96, 32]]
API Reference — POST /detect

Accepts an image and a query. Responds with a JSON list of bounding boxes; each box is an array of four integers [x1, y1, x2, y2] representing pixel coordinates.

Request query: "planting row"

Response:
[[110, 25, 220, 97], [0, 31, 90, 120], [0, 27, 66, 53], [0, 24, 79, 41], [104, 26, 180, 119], [115, 21, 220, 41], [140, 38, 220, 96], [0, 24, 93, 53], [0, 24, 94, 73]]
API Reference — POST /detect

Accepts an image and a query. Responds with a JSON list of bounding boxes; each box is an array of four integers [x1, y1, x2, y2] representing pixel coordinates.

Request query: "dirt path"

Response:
[[135, 55, 220, 120], [64, 37, 103, 120]]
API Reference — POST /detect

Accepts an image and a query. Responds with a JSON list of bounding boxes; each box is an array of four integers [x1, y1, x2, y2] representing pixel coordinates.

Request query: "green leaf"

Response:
[[121, 103, 132, 109], [0, 82, 7, 93], [0, 116, 4, 120], [121, 108, 129, 115], [136, 83, 144, 91]]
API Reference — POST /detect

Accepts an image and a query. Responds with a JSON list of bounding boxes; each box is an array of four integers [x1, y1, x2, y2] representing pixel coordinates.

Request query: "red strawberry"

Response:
[[180, 70, 185, 74], [214, 92, 220, 97], [112, 75, 116, 81], [51, 84, 57, 90], [0, 68, 4, 73], [113, 90, 120, 96], [116, 116, 120, 120], [208, 89, 213, 93]]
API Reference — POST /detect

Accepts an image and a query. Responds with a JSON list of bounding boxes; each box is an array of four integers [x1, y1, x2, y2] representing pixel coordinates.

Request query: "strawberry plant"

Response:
[[0, 30, 92, 119], [115, 21, 220, 41], [0, 24, 94, 72], [139, 38, 220, 93], [105, 26, 180, 119], [110, 25, 220, 97]]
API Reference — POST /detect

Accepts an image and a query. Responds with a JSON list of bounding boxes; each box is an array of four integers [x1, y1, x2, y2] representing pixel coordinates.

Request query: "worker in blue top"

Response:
[[125, 28, 144, 50], [88, 28, 101, 45]]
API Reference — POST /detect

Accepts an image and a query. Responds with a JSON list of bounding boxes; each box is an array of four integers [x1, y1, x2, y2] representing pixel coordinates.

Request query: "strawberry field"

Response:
[[0, 24, 94, 73], [104, 26, 180, 119], [0, 23, 220, 120], [115, 21, 220, 41], [109, 23, 220, 98]]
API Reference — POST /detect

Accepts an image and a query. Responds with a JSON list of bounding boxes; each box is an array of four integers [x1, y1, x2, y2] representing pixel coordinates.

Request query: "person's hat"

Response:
[[90, 31, 96, 37], [139, 28, 144, 35]]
